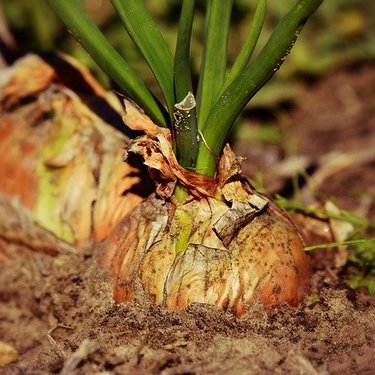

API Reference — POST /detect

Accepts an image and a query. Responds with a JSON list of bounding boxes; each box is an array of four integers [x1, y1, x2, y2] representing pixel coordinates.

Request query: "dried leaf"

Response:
[[0, 54, 55, 108], [124, 130, 247, 200], [123, 99, 170, 138]]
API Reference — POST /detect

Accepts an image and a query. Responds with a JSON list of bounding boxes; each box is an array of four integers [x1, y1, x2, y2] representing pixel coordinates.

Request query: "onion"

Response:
[[101, 114, 310, 316]]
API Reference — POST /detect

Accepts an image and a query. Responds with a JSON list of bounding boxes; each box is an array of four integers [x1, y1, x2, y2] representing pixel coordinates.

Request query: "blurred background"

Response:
[[1, 0, 374, 105]]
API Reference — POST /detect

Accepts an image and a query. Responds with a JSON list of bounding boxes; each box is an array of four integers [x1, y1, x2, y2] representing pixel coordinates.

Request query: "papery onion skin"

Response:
[[101, 186, 310, 317], [0, 54, 144, 245]]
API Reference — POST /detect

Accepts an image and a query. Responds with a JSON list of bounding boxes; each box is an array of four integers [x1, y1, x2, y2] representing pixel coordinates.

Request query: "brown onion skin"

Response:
[[101, 194, 310, 317]]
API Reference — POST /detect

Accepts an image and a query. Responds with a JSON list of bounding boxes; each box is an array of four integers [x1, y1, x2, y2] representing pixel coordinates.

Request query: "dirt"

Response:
[[1, 64, 375, 374]]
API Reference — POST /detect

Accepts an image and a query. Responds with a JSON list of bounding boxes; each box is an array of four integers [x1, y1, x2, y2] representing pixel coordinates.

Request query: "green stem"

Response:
[[173, 92, 198, 169], [174, 0, 195, 102], [196, 0, 233, 131], [173, 0, 198, 168], [111, 0, 175, 120], [223, 0, 267, 91], [46, 0, 169, 127], [196, 0, 323, 176]]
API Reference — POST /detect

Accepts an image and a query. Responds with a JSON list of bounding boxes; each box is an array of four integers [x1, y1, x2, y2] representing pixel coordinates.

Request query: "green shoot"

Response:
[[196, 0, 233, 131], [346, 237, 375, 295], [174, 92, 197, 169], [174, 0, 195, 104], [47, 0, 323, 180], [195, 0, 323, 176], [173, 0, 198, 169], [223, 0, 267, 91], [110, 0, 175, 118]]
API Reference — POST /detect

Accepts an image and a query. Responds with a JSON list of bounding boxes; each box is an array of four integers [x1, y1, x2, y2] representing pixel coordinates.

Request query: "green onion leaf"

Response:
[[111, 0, 175, 119], [196, 0, 323, 176], [223, 0, 267, 91], [174, 0, 195, 102], [196, 0, 234, 131], [173, 92, 198, 168], [46, 0, 168, 127], [173, 0, 198, 168]]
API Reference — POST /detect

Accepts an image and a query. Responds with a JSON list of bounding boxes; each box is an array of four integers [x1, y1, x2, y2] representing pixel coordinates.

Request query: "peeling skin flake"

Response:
[[122, 108, 248, 201]]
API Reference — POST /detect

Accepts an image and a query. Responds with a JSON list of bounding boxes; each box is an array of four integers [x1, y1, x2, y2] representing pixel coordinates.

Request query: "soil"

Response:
[[1, 63, 375, 374]]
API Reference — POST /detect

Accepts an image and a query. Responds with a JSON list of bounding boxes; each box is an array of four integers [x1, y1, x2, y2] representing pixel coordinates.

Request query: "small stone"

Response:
[[0, 341, 18, 366]]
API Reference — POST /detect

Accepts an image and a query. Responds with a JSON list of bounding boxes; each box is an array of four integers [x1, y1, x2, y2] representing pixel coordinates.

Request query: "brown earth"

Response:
[[1, 64, 375, 374]]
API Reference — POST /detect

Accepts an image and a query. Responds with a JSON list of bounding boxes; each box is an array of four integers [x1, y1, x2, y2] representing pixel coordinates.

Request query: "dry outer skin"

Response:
[[0, 54, 144, 245], [0, 194, 76, 258], [101, 190, 310, 318]]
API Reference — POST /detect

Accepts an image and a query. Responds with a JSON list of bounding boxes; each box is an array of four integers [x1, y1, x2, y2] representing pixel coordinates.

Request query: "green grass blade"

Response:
[[304, 238, 375, 252], [276, 195, 374, 230], [111, 0, 175, 117], [173, 0, 198, 168], [46, 0, 168, 127], [196, 0, 234, 131], [223, 0, 267, 91], [196, 0, 323, 176]]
